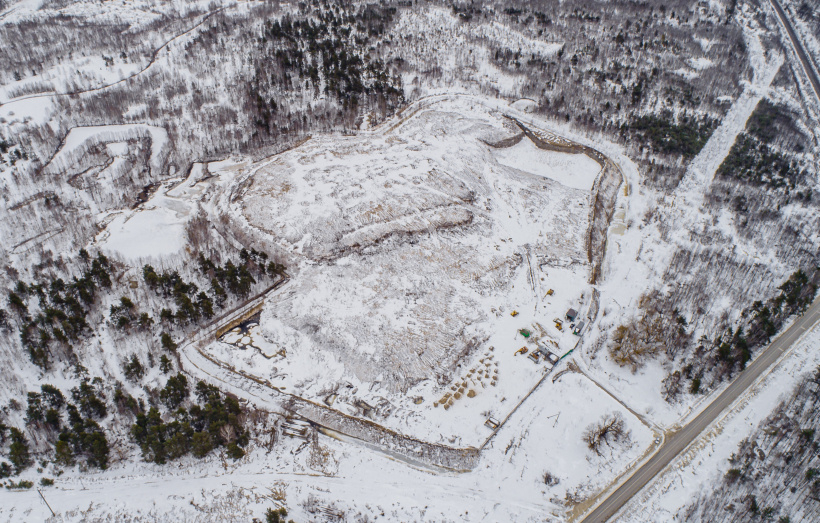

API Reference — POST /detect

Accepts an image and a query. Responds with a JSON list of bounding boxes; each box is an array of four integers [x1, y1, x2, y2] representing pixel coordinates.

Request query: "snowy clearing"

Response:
[[493, 137, 602, 191], [197, 96, 620, 448]]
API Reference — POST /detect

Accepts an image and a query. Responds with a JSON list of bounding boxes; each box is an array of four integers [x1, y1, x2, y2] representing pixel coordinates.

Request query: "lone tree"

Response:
[[583, 413, 631, 456]]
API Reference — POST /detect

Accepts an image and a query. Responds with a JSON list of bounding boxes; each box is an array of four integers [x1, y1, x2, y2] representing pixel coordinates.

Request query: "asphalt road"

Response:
[[770, 0, 820, 103], [581, 296, 820, 523]]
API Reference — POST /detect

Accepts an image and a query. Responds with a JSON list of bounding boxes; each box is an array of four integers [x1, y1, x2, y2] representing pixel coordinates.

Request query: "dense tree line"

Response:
[[0, 380, 112, 479], [250, 0, 403, 135], [1, 375, 258, 479], [684, 365, 820, 522], [629, 112, 716, 159], [0, 424, 30, 478], [131, 379, 248, 464], [9, 250, 113, 368], [142, 248, 284, 326], [663, 268, 820, 400], [717, 101, 808, 189]]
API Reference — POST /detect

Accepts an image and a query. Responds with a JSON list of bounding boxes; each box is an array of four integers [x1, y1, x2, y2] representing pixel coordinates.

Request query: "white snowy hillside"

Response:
[[204, 96, 610, 445]]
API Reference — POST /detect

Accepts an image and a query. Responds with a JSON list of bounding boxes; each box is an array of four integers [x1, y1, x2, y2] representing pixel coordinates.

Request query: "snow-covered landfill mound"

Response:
[[211, 97, 607, 445]]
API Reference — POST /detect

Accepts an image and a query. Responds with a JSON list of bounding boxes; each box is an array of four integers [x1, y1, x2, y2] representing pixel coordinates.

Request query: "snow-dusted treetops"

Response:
[[0, 0, 818, 520]]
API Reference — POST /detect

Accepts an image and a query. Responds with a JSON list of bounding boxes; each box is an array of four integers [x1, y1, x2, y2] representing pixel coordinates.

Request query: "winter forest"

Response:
[[0, 0, 819, 521]]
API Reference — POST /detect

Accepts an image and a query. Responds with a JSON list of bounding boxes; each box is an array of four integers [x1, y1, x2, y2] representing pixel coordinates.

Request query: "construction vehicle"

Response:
[[546, 289, 554, 296], [515, 347, 528, 356], [510, 310, 519, 317]]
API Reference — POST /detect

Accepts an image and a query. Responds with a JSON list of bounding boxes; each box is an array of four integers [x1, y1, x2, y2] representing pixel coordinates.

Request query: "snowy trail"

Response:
[[675, 36, 782, 205], [0, 440, 552, 522], [44, 124, 169, 173]]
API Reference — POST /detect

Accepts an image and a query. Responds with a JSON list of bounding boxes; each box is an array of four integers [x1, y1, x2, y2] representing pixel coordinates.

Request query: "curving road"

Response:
[[0, 6, 226, 106], [580, 296, 820, 523]]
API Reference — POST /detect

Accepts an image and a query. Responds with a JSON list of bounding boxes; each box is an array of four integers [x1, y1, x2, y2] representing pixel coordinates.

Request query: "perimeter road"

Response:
[[581, 296, 820, 523]]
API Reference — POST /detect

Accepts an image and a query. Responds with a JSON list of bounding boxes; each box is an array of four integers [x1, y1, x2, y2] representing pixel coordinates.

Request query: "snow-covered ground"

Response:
[[92, 161, 206, 262], [0, 56, 143, 102], [617, 324, 820, 522], [494, 138, 601, 191], [0, 366, 652, 523], [94, 189, 189, 261], [195, 96, 618, 447]]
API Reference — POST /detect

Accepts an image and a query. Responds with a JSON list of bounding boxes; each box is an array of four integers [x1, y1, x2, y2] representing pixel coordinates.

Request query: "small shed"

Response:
[[573, 321, 586, 335], [566, 308, 578, 322], [538, 345, 560, 366]]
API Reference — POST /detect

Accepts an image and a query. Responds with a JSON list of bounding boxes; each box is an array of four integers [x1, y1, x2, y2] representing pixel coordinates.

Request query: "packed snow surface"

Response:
[[96, 204, 187, 260], [493, 137, 602, 190]]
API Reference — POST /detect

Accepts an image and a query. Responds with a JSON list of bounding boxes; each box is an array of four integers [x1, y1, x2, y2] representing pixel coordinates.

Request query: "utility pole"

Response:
[[37, 489, 55, 517]]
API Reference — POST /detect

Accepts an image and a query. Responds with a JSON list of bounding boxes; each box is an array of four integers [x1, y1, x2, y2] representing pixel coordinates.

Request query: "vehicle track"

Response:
[[0, 5, 229, 106]]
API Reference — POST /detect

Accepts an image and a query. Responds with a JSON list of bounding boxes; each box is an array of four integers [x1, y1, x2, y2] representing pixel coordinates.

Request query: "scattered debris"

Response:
[[282, 418, 312, 440]]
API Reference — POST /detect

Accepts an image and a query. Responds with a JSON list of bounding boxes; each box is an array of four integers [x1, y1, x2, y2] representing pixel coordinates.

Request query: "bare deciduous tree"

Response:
[[583, 412, 631, 456]]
